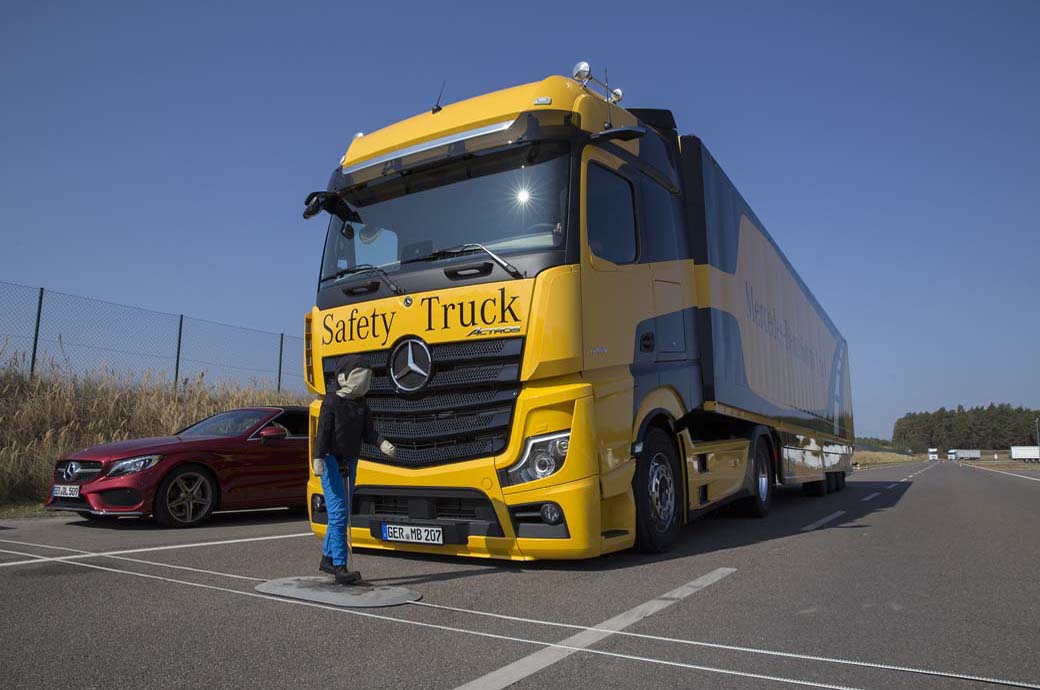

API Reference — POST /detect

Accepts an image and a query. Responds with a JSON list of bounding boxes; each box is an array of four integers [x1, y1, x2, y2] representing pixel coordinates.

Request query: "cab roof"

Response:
[[339, 75, 631, 171]]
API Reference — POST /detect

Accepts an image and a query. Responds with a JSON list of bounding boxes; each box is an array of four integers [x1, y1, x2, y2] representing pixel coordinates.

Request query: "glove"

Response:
[[312, 457, 325, 476], [380, 440, 396, 458]]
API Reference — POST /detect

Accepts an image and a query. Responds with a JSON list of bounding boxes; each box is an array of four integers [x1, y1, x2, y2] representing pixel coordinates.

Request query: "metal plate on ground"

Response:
[[255, 576, 421, 608]]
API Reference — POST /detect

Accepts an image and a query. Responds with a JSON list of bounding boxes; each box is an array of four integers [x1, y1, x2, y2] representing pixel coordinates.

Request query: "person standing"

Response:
[[313, 356, 395, 585]]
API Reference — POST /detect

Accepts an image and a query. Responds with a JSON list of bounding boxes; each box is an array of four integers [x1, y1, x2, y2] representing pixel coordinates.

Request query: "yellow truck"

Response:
[[301, 63, 854, 560]]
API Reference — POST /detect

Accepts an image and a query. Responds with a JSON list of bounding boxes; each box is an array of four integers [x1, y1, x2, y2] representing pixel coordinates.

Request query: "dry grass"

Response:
[[853, 450, 921, 467], [0, 354, 313, 506]]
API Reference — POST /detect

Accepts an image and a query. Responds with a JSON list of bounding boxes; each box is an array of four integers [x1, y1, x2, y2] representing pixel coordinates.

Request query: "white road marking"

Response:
[[0, 532, 310, 569], [2, 545, 1035, 689], [415, 600, 1040, 689], [861, 492, 880, 502], [800, 511, 846, 532], [969, 465, 1040, 483], [0, 552, 861, 690], [455, 568, 736, 690], [886, 484, 899, 489], [0, 539, 264, 581]]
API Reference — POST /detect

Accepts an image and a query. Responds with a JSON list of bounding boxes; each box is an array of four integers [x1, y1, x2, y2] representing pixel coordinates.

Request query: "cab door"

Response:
[[579, 147, 653, 479]]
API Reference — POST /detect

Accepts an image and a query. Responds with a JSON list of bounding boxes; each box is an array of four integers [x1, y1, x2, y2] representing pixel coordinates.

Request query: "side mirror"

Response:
[[259, 426, 288, 442], [303, 191, 326, 219], [591, 126, 646, 143]]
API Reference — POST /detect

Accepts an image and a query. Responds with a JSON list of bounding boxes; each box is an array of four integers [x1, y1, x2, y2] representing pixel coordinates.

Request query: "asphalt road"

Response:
[[1, 461, 1038, 689]]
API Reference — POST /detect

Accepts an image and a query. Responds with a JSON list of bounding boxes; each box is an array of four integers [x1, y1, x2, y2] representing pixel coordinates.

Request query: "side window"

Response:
[[638, 176, 685, 263], [586, 163, 637, 264], [271, 411, 309, 437]]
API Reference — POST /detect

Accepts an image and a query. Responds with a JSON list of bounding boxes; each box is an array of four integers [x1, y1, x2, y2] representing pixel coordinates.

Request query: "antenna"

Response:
[[431, 80, 446, 114], [603, 67, 613, 130]]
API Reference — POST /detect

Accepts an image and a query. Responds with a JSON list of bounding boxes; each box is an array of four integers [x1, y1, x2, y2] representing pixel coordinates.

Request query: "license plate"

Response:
[[381, 523, 443, 545], [52, 485, 80, 498]]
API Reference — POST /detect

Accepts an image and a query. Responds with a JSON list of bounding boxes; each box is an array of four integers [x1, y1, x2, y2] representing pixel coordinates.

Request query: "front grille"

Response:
[[53, 460, 104, 485], [325, 337, 522, 467]]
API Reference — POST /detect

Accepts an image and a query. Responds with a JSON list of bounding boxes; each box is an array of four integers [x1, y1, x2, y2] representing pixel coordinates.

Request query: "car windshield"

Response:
[[178, 410, 271, 437], [319, 141, 570, 284]]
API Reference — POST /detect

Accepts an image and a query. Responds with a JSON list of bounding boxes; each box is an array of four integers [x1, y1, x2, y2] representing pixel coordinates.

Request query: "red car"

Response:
[[45, 407, 309, 527]]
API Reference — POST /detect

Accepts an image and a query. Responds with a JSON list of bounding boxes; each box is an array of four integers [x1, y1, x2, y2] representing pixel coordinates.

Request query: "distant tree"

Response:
[[892, 403, 1040, 451]]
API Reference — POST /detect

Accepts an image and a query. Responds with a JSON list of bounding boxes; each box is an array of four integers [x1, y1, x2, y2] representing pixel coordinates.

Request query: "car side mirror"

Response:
[[259, 426, 288, 442]]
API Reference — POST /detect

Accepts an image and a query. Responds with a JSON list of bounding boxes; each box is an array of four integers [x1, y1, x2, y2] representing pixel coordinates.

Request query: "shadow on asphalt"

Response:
[[63, 507, 309, 531], [531, 479, 912, 574]]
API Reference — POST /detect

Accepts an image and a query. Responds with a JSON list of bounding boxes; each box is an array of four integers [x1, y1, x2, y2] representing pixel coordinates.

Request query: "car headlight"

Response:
[[107, 455, 163, 478], [502, 431, 570, 486]]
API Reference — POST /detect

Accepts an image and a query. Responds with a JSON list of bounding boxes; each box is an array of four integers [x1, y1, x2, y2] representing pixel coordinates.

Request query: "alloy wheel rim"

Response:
[[166, 472, 212, 524], [648, 453, 675, 529]]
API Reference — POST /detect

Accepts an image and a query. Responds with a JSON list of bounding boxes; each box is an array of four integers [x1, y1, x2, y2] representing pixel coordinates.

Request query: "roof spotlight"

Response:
[[609, 88, 623, 104], [572, 61, 591, 81]]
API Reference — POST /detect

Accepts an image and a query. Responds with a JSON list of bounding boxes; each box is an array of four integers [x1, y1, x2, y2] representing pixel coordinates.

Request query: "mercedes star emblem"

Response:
[[389, 338, 432, 392], [63, 461, 81, 482]]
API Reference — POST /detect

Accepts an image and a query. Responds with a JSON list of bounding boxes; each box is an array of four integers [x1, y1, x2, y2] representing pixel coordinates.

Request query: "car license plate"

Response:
[[52, 485, 80, 498], [381, 523, 443, 545]]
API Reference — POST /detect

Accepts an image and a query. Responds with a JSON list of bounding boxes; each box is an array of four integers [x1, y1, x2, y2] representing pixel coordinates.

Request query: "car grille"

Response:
[[53, 460, 104, 485], [324, 338, 522, 467]]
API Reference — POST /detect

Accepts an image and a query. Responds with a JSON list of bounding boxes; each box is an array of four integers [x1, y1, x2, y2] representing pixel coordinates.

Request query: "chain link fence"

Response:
[[0, 280, 307, 394]]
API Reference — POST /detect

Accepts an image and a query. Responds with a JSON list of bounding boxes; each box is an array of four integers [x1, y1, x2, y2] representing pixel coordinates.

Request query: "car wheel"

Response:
[[154, 466, 217, 527], [634, 427, 682, 552], [738, 436, 773, 517]]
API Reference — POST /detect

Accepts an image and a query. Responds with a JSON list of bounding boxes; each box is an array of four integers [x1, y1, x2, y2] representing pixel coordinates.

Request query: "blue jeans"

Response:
[[320, 454, 357, 567]]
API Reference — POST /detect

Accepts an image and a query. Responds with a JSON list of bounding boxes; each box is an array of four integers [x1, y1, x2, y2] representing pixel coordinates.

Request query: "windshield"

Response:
[[319, 142, 570, 284], [178, 410, 271, 438]]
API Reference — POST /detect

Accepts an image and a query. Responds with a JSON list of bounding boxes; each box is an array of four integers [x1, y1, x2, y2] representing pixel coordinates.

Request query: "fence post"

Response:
[[29, 287, 44, 377], [277, 333, 284, 392], [173, 314, 184, 389]]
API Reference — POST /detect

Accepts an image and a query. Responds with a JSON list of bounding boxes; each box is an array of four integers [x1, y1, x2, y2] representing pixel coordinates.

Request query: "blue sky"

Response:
[[2, 1, 1037, 437]]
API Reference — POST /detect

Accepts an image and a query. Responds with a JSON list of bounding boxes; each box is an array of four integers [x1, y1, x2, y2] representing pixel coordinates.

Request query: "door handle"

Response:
[[640, 332, 655, 353]]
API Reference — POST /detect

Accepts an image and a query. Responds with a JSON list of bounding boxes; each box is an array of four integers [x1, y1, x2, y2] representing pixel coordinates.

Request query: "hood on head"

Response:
[[334, 356, 372, 399]]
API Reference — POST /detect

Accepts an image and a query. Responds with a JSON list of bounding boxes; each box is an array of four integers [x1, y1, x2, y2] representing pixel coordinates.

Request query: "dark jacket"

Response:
[[314, 391, 384, 472]]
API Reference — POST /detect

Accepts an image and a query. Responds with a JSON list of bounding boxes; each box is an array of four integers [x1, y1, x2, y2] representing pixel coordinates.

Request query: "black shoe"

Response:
[[319, 555, 335, 575], [333, 566, 361, 585]]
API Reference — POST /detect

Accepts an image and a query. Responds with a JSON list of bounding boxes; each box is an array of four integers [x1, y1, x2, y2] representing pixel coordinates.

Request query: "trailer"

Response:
[[951, 449, 981, 461], [1010, 446, 1040, 463]]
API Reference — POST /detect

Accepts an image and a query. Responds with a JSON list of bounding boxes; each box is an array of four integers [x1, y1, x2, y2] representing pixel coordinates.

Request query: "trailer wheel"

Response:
[[825, 473, 839, 493], [634, 427, 682, 553], [737, 436, 773, 518]]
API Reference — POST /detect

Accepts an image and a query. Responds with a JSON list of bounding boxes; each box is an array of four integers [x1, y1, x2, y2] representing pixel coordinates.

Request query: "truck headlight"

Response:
[[107, 455, 162, 478], [502, 432, 569, 486]]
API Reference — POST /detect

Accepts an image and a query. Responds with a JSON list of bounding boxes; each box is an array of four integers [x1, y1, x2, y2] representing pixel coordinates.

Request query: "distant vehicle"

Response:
[[949, 449, 982, 461], [928, 448, 938, 461], [45, 407, 309, 527], [947, 450, 956, 461], [1010, 446, 1040, 463]]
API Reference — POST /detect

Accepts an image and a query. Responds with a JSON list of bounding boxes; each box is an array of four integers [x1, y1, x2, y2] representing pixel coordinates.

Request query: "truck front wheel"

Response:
[[738, 436, 773, 517], [634, 427, 682, 552]]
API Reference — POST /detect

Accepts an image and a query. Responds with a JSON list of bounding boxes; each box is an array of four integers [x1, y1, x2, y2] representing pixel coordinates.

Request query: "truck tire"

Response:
[[737, 436, 773, 518], [825, 472, 838, 493], [634, 427, 682, 553]]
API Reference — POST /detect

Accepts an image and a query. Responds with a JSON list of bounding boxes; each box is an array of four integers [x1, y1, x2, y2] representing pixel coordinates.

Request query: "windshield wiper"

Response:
[[321, 264, 404, 295], [401, 243, 524, 279]]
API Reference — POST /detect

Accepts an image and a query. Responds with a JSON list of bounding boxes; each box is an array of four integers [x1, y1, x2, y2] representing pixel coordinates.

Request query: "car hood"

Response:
[[66, 436, 216, 462]]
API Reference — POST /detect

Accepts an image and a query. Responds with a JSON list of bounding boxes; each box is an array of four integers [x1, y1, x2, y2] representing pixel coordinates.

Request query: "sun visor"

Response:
[[327, 110, 582, 193]]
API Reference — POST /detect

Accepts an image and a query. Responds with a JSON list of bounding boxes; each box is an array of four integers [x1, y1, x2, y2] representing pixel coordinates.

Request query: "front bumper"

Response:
[[307, 387, 623, 560], [45, 474, 157, 517]]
